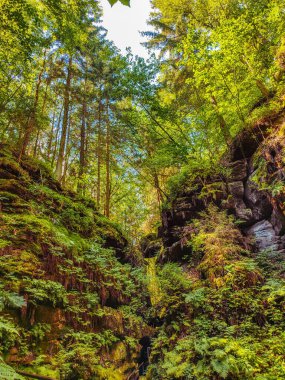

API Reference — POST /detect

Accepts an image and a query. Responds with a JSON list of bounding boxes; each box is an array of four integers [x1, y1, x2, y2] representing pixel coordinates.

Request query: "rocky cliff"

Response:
[[157, 110, 285, 263], [2, 109, 285, 380], [143, 110, 285, 380]]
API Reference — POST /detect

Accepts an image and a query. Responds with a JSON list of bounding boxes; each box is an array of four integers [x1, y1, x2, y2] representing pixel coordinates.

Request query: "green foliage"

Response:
[[27, 355, 59, 379], [143, 0, 285, 207], [108, 0, 130, 6], [157, 263, 191, 314], [0, 317, 20, 353], [147, 206, 285, 379], [166, 160, 228, 202], [29, 184, 97, 235], [0, 358, 24, 380], [149, 333, 285, 379], [30, 323, 51, 343], [185, 287, 208, 308], [57, 330, 119, 379], [24, 279, 68, 307], [0, 150, 147, 378], [0, 239, 10, 249], [0, 285, 26, 310]]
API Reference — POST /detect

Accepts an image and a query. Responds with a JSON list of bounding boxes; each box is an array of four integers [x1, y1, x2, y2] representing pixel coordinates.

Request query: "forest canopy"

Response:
[[1, 0, 285, 235]]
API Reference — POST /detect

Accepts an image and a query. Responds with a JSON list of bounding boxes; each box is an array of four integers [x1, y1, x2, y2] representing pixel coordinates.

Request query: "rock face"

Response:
[[246, 220, 280, 252], [140, 234, 162, 258], [158, 113, 285, 262]]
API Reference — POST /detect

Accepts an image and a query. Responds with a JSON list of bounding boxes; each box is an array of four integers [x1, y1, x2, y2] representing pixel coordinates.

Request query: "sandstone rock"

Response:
[[173, 195, 204, 215], [229, 120, 270, 161], [201, 181, 227, 203], [227, 160, 248, 181], [244, 177, 272, 221], [235, 202, 253, 222], [174, 197, 196, 211], [270, 207, 285, 235], [143, 240, 162, 258], [167, 240, 191, 261], [244, 177, 260, 205], [247, 220, 279, 251], [158, 116, 285, 263], [228, 181, 244, 198], [160, 225, 184, 248], [223, 196, 253, 223]]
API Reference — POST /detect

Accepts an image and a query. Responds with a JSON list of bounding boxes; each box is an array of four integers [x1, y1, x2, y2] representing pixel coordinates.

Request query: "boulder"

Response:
[[270, 207, 285, 235], [223, 196, 253, 223], [228, 181, 244, 198], [247, 220, 279, 252], [174, 197, 196, 211], [235, 200, 253, 222], [162, 226, 185, 247]]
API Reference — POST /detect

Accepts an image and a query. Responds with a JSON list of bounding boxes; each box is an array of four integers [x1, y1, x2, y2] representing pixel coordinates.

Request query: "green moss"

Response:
[[0, 239, 10, 249], [0, 250, 41, 278], [24, 354, 60, 379], [0, 157, 29, 181], [0, 191, 22, 203], [0, 179, 27, 196]]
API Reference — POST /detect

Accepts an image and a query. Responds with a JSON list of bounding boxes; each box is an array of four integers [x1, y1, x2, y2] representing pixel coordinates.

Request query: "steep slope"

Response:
[[144, 112, 285, 379], [0, 145, 151, 380]]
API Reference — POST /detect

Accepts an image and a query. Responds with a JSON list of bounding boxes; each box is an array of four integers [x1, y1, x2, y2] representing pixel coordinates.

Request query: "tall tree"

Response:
[[55, 56, 72, 181]]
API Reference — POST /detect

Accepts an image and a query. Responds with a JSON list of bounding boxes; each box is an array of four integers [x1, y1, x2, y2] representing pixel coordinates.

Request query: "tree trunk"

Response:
[[19, 52, 47, 160], [51, 106, 63, 167], [97, 99, 102, 209], [47, 111, 56, 160], [55, 56, 72, 182], [105, 101, 111, 218], [153, 171, 163, 210], [33, 68, 52, 158], [33, 130, 40, 157], [78, 76, 87, 194], [62, 110, 72, 185]]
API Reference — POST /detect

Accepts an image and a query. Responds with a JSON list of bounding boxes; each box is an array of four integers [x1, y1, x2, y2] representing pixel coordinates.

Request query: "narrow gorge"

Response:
[[2, 111, 285, 379], [1, 0, 285, 379]]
